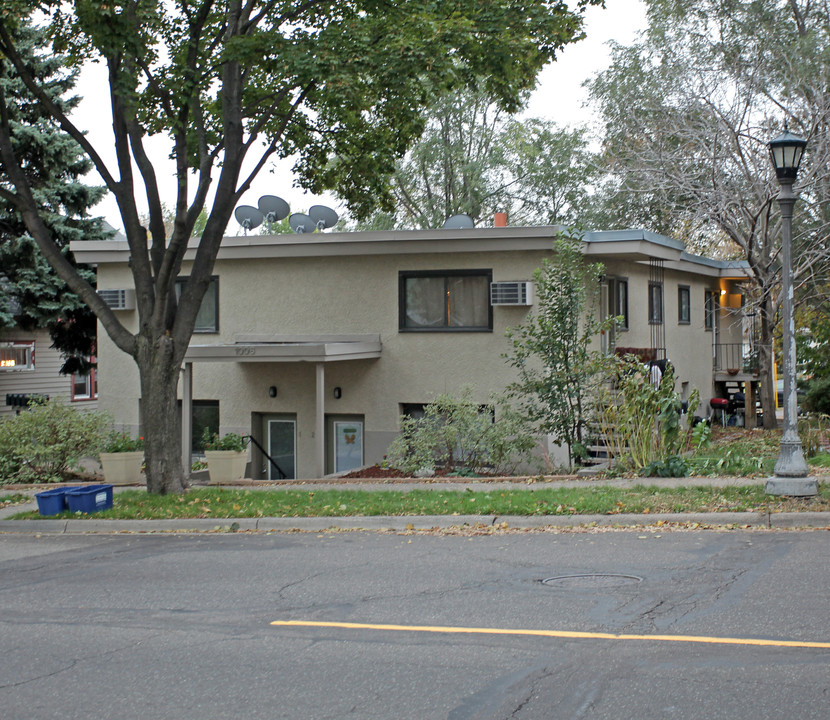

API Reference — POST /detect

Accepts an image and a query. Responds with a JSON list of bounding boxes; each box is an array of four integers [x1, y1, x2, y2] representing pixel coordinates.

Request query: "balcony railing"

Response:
[[714, 343, 759, 374], [613, 346, 667, 363]]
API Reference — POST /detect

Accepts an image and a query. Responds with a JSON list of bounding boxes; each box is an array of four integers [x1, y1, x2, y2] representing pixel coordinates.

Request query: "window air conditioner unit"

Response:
[[490, 281, 533, 306], [98, 289, 136, 310]]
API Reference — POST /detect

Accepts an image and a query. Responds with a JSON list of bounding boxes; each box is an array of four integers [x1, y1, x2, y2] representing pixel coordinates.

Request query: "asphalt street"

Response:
[[1, 527, 829, 719]]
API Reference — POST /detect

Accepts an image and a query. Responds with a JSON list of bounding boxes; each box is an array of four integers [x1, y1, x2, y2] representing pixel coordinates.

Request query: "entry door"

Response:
[[267, 419, 296, 480], [333, 420, 363, 474]]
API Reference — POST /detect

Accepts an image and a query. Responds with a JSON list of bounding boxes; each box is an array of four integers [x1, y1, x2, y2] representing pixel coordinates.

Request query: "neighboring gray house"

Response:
[[0, 326, 98, 417], [72, 224, 755, 479]]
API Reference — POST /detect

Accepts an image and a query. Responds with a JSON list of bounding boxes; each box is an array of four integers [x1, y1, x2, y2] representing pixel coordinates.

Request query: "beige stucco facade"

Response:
[[75, 226, 751, 479]]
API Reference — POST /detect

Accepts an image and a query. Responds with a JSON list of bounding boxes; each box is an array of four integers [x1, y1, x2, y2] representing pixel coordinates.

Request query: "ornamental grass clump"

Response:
[[597, 357, 702, 474]]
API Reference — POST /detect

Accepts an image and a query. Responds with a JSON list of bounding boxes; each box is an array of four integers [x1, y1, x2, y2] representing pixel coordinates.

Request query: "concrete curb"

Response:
[[1, 511, 828, 534]]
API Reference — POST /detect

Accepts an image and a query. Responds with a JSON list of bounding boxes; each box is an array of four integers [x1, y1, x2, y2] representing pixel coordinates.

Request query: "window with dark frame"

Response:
[[616, 278, 629, 330], [399, 270, 492, 331], [704, 289, 719, 331], [401, 403, 427, 421], [177, 399, 220, 453], [648, 282, 664, 324], [400, 402, 495, 422], [678, 285, 691, 324], [175, 276, 219, 333]]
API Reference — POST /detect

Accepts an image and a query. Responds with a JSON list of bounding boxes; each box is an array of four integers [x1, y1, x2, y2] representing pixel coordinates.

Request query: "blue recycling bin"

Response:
[[65, 484, 114, 514], [35, 486, 83, 516]]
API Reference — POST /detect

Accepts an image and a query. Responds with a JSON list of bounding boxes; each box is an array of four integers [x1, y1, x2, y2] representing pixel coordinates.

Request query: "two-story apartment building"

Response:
[[73, 225, 753, 479]]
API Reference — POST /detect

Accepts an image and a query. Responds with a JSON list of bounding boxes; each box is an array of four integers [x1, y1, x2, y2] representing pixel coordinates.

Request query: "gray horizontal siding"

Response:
[[0, 329, 98, 417]]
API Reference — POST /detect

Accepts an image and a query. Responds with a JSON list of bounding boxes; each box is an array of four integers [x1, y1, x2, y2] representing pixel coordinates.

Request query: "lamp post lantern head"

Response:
[[768, 126, 807, 182]]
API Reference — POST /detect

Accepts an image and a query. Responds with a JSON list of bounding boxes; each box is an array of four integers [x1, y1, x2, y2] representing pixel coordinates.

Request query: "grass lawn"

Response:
[[5, 428, 830, 521], [8, 483, 830, 520], [0, 493, 31, 509]]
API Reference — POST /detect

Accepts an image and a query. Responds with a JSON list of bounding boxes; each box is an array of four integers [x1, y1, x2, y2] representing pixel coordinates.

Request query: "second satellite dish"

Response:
[[289, 213, 315, 234], [258, 195, 290, 223], [309, 205, 339, 231], [234, 205, 264, 231], [442, 214, 475, 230]]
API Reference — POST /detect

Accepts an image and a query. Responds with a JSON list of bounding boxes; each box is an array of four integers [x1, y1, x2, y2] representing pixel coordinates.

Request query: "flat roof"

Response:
[[72, 225, 750, 278]]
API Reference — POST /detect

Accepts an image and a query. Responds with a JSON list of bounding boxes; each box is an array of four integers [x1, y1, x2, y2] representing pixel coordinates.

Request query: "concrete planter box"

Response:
[[100, 451, 145, 485], [205, 450, 248, 484]]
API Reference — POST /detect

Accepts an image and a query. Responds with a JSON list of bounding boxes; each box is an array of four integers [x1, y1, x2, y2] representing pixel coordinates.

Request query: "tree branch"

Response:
[[0, 87, 136, 357]]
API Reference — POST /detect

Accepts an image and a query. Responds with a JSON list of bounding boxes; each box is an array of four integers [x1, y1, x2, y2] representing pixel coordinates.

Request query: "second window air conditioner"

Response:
[[490, 281, 533, 306], [97, 289, 136, 311]]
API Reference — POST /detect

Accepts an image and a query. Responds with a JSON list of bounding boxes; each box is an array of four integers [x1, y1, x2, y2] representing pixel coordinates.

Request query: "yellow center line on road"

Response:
[[270, 620, 830, 649]]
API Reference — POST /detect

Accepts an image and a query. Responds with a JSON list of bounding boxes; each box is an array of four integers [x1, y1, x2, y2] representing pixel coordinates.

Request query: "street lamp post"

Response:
[[765, 125, 816, 496]]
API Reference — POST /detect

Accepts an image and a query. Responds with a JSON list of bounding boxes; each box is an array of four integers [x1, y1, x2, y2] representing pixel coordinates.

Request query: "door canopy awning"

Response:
[[183, 334, 382, 363]]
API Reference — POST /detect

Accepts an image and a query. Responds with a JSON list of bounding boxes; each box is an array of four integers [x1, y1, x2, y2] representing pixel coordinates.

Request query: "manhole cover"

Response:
[[541, 573, 643, 588]]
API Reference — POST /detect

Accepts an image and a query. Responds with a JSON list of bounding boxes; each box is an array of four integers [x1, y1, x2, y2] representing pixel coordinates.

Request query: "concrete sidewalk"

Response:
[[1, 475, 828, 534]]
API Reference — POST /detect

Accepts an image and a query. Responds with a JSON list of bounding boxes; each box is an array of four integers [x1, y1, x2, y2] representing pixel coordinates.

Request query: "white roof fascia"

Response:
[[71, 226, 564, 264], [70, 225, 751, 282], [581, 229, 685, 262], [184, 335, 382, 363], [663, 252, 751, 279], [235, 333, 380, 344]]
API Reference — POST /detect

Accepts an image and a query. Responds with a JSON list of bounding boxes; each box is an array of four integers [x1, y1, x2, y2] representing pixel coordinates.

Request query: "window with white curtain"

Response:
[[399, 270, 492, 331]]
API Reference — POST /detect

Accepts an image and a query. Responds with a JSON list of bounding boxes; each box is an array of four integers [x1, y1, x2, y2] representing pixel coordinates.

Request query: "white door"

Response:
[[333, 421, 363, 474]]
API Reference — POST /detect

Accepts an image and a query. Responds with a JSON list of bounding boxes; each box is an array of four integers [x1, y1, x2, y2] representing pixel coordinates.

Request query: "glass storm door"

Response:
[[267, 419, 296, 480]]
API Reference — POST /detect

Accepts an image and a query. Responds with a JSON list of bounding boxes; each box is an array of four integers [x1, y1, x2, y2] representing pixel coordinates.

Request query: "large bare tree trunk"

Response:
[[136, 335, 186, 495]]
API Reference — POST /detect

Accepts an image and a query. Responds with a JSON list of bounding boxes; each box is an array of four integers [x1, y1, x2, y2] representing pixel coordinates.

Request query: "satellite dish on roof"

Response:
[[234, 205, 264, 232], [258, 195, 290, 223], [308, 204, 339, 232], [442, 213, 475, 230], [289, 213, 315, 234]]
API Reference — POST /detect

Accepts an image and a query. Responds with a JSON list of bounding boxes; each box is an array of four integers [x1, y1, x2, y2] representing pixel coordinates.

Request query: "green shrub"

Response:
[[803, 378, 830, 415], [202, 429, 248, 452], [640, 455, 689, 478], [798, 413, 830, 457], [103, 431, 145, 453], [809, 452, 830, 468], [0, 399, 111, 483], [386, 387, 536, 476]]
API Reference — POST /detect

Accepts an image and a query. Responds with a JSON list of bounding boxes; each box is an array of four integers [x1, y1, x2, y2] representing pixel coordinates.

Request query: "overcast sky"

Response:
[[72, 0, 648, 232]]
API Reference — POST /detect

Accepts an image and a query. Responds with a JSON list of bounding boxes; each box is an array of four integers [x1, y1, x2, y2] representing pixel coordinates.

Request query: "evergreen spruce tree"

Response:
[[0, 19, 108, 375]]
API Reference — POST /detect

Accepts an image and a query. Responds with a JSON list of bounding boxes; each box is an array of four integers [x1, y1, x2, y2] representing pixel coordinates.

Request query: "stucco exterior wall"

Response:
[[90, 229, 747, 477]]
